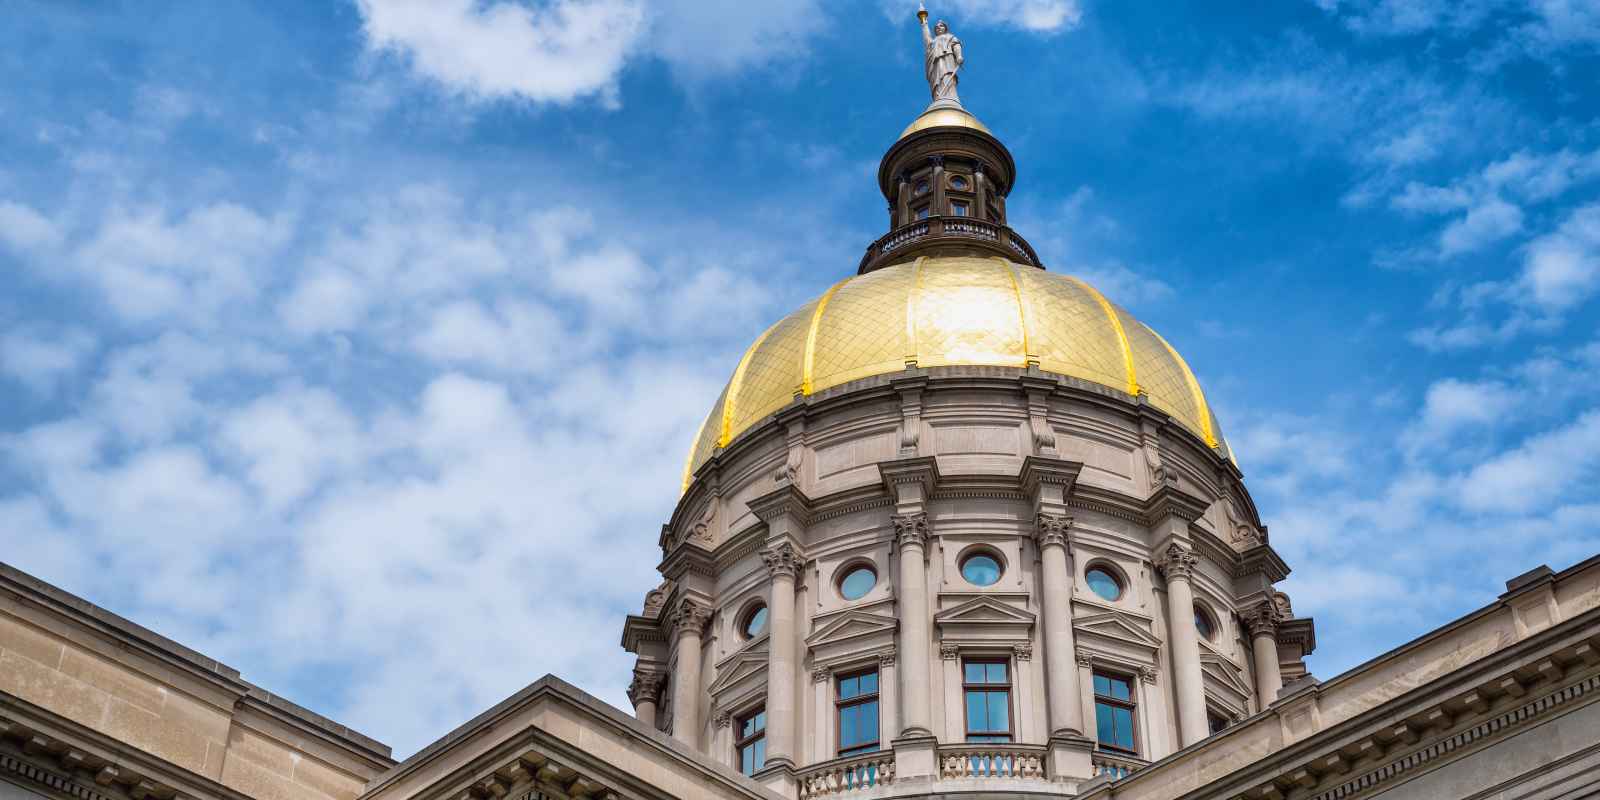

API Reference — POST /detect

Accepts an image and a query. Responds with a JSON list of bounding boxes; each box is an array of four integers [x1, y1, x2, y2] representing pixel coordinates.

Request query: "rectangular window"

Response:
[[951, 201, 970, 217], [836, 669, 881, 755], [1093, 672, 1137, 753], [915, 206, 931, 220], [962, 659, 1012, 742], [1207, 710, 1230, 735], [736, 707, 767, 776]]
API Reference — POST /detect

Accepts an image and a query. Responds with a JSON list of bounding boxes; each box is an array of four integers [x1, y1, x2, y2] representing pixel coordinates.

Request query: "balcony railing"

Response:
[[936, 742, 1048, 781], [858, 217, 1043, 274], [796, 751, 895, 799], [1091, 750, 1149, 781]]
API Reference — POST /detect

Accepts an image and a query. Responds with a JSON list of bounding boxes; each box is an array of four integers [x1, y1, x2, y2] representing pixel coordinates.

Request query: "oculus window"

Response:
[[1093, 672, 1138, 753], [741, 605, 768, 639], [1085, 567, 1123, 602], [960, 552, 1002, 587], [839, 565, 877, 601], [962, 659, 1012, 742], [736, 708, 767, 776], [836, 669, 880, 755], [1194, 606, 1216, 640]]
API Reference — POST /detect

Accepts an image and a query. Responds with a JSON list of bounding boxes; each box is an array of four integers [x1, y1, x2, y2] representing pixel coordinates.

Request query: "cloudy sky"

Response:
[[3, 0, 1599, 757]]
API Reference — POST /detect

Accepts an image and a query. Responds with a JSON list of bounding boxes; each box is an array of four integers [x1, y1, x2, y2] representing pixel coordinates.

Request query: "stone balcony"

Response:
[[793, 740, 1142, 798]]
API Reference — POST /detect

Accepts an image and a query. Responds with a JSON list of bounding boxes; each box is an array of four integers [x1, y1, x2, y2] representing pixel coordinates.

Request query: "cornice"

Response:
[[1018, 456, 1082, 497], [1143, 483, 1210, 525], [1066, 485, 1147, 525], [877, 456, 941, 496], [746, 484, 815, 527]]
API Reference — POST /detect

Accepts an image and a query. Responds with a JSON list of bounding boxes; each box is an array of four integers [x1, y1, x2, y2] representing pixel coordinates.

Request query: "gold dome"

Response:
[[899, 104, 992, 139], [683, 257, 1229, 489]]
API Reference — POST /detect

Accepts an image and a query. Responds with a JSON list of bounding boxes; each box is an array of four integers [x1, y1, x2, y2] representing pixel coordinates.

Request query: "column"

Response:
[[1157, 543, 1208, 747], [930, 155, 946, 217], [762, 542, 802, 768], [893, 512, 934, 737], [1244, 601, 1284, 707], [627, 665, 666, 728], [670, 601, 709, 748], [1034, 514, 1085, 736]]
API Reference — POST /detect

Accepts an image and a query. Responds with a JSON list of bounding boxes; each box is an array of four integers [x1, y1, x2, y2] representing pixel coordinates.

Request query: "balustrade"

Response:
[[1090, 750, 1149, 781], [936, 743, 1048, 781], [796, 751, 895, 798]]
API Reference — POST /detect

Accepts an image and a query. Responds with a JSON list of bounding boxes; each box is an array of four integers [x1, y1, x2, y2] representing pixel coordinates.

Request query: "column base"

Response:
[[752, 761, 796, 798], [1047, 732, 1096, 781], [891, 732, 939, 780]]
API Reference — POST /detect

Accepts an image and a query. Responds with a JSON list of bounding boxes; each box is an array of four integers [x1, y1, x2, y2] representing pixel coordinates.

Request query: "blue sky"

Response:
[[3, 0, 1598, 757]]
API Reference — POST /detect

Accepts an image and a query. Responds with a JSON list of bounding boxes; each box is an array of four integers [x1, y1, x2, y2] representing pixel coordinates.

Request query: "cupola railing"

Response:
[[858, 216, 1042, 274]]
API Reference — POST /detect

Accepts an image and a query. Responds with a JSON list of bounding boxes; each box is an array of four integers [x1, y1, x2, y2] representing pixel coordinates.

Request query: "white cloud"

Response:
[[354, 0, 647, 106], [0, 328, 96, 394], [0, 201, 63, 252], [412, 299, 566, 374], [1517, 203, 1600, 313], [1457, 410, 1600, 514], [1438, 195, 1523, 258]]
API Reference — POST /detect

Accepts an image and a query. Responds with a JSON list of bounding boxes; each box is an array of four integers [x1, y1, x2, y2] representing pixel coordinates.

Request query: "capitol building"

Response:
[[4, 17, 1600, 800]]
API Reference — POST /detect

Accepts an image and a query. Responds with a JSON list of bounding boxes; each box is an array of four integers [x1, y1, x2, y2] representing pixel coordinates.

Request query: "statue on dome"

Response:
[[918, 4, 964, 104]]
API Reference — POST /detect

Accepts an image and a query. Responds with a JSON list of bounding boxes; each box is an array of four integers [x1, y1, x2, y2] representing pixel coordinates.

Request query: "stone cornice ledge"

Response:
[[1078, 600, 1600, 800], [362, 675, 785, 800]]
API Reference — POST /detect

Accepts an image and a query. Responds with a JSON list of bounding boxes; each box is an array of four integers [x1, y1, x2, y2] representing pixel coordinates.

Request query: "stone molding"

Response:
[[1156, 542, 1199, 582], [1032, 513, 1073, 550], [1013, 643, 1034, 661], [747, 484, 814, 528], [812, 668, 831, 683], [1137, 665, 1158, 685], [939, 643, 960, 660], [712, 710, 733, 729], [761, 542, 802, 579], [1075, 652, 1093, 668], [892, 512, 930, 550], [878, 649, 897, 668]]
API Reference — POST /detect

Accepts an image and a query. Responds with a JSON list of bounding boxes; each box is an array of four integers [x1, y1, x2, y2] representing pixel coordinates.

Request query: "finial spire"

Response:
[[918, 6, 965, 108]]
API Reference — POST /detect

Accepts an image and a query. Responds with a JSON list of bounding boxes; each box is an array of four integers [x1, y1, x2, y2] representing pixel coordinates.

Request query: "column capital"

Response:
[[939, 642, 960, 660], [1156, 542, 1199, 582], [1013, 642, 1034, 661], [1032, 513, 1073, 550], [1075, 651, 1093, 668], [670, 600, 710, 638], [812, 667, 832, 683], [1242, 599, 1283, 637], [1137, 665, 1158, 685], [713, 709, 733, 728], [892, 512, 931, 550], [879, 648, 898, 668], [762, 541, 803, 579], [627, 666, 667, 707]]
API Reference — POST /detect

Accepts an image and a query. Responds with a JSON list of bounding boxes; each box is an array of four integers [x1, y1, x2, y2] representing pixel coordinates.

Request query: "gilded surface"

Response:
[[683, 257, 1228, 489], [899, 105, 992, 139]]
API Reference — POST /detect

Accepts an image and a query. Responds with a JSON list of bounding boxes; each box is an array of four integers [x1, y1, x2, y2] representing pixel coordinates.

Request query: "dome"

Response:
[[899, 103, 992, 139], [683, 256, 1230, 488]]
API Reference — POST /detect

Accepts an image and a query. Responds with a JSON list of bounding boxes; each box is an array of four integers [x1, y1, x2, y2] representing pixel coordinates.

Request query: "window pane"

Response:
[[744, 606, 768, 637], [860, 671, 877, 694], [753, 739, 766, 771], [1112, 707, 1135, 750], [961, 554, 1002, 586], [1095, 702, 1114, 746], [741, 747, 753, 775], [742, 717, 756, 737], [987, 662, 1008, 683], [1086, 568, 1122, 601], [965, 690, 985, 729], [964, 662, 985, 683], [839, 676, 858, 698], [1110, 676, 1130, 701], [840, 567, 877, 600], [1093, 674, 1110, 696], [986, 691, 1010, 733]]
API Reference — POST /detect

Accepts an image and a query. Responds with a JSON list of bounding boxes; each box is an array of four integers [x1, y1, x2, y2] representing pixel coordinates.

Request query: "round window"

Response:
[[914, 180, 931, 196], [1085, 567, 1123, 602], [960, 553, 1002, 586], [741, 605, 768, 639], [839, 565, 877, 600], [950, 175, 970, 190], [1194, 606, 1216, 640]]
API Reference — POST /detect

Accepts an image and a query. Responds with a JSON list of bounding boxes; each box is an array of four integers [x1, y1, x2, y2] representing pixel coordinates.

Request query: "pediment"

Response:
[[1073, 609, 1163, 652], [806, 610, 899, 649], [707, 647, 769, 696], [1199, 650, 1252, 701], [934, 596, 1036, 628]]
